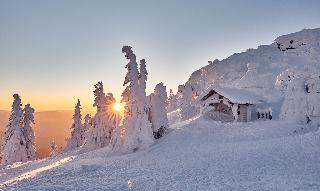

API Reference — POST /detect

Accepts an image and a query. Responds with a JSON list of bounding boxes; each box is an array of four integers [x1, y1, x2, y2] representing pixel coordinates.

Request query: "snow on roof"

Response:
[[198, 85, 265, 104]]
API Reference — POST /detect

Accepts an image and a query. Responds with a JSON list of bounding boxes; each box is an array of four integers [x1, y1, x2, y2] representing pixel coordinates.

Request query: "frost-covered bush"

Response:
[[149, 82, 169, 139]]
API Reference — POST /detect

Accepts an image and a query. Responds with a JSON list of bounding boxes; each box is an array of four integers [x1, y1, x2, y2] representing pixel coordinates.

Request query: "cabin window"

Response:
[[219, 95, 223, 99], [257, 112, 260, 119], [209, 103, 214, 107]]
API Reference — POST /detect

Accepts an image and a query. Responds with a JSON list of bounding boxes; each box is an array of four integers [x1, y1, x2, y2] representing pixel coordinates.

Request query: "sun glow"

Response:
[[113, 102, 124, 112]]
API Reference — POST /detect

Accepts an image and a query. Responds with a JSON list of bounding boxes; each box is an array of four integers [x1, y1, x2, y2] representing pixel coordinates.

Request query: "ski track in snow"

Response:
[[0, 156, 75, 189], [0, 119, 320, 191]]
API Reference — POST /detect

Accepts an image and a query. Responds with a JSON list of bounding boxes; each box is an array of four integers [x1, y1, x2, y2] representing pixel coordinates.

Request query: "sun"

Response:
[[113, 102, 124, 112]]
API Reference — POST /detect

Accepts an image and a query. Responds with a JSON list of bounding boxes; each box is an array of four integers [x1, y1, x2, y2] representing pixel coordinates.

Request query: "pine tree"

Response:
[[149, 82, 169, 139], [167, 89, 178, 112], [83, 114, 92, 132], [65, 99, 84, 151], [179, 84, 199, 120], [121, 46, 140, 118], [1, 94, 28, 164], [22, 104, 36, 160], [93, 82, 107, 113], [112, 46, 153, 153], [139, 59, 148, 98], [139, 59, 151, 113], [84, 82, 116, 150]]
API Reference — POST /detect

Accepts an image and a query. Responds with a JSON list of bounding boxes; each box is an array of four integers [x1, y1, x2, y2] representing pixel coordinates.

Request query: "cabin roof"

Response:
[[197, 85, 265, 105]]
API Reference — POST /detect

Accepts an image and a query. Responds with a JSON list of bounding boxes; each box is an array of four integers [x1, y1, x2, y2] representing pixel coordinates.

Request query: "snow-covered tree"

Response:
[[139, 59, 151, 113], [179, 84, 199, 120], [167, 89, 178, 112], [149, 82, 169, 139], [280, 69, 320, 126], [112, 46, 153, 153], [22, 104, 36, 161], [84, 82, 116, 150], [83, 114, 92, 132], [65, 99, 84, 151], [139, 59, 148, 98], [1, 94, 28, 164]]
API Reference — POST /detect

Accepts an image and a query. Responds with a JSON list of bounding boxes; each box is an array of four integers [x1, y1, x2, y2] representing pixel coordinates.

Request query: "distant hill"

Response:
[[0, 110, 75, 159], [0, 111, 10, 145]]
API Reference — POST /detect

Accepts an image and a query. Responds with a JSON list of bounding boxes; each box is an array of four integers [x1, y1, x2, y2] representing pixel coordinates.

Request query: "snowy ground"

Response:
[[0, 118, 320, 191]]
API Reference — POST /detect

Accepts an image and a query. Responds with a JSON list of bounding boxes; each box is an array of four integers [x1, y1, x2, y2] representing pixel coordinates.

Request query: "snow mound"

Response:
[[188, 28, 320, 97]]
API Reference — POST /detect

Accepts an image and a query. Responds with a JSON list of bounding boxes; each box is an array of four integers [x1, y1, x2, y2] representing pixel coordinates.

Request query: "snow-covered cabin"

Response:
[[196, 86, 270, 122]]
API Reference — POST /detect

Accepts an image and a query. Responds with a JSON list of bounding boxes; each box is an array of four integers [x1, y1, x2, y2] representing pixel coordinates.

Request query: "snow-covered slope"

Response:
[[188, 28, 320, 95], [1, 118, 320, 190]]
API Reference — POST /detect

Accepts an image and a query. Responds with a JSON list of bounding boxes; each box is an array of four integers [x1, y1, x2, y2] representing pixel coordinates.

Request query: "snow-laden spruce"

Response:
[[139, 59, 149, 112], [1, 94, 28, 164], [149, 82, 169, 139], [167, 89, 178, 112], [178, 83, 199, 120], [65, 99, 85, 151], [83, 114, 92, 132], [280, 68, 320, 126], [84, 82, 116, 150], [22, 104, 36, 161], [111, 46, 153, 153]]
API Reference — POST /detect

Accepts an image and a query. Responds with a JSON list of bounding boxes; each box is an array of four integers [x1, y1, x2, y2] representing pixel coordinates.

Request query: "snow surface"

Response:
[[1, 117, 320, 190]]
